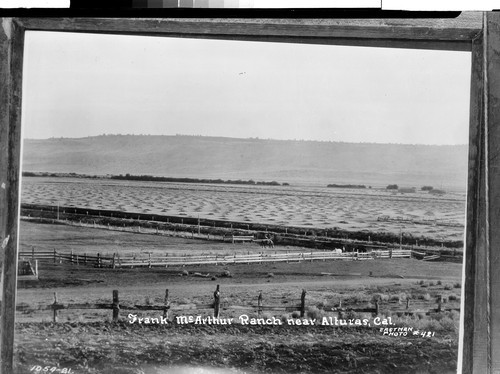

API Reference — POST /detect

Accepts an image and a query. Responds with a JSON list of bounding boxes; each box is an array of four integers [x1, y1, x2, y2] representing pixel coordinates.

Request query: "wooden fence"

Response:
[[22, 215, 460, 254], [15, 286, 306, 322], [13, 285, 459, 323], [18, 248, 413, 268]]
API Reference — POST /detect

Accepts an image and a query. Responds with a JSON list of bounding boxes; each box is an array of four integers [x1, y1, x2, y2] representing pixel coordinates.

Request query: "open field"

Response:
[[16, 222, 463, 373], [21, 177, 466, 242], [17, 170, 466, 374]]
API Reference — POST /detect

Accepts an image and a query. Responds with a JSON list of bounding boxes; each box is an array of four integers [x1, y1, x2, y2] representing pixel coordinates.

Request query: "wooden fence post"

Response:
[[112, 253, 116, 269], [148, 253, 151, 268], [97, 253, 101, 268], [52, 292, 58, 323], [300, 289, 306, 317], [437, 295, 443, 313], [53, 248, 56, 264], [375, 300, 380, 315], [258, 291, 263, 316], [163, 289, 169, 319], [35, 260, 38, 277], [112, 290, 120, 322], [406, 298, 410, 310], [84, 253, 87, 265], [31, 246, 35, 262], [214, 285, 221, 318]]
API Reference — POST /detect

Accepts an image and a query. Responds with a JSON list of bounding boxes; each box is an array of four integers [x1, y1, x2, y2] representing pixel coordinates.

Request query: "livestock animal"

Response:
[[260, 239, 274, 248]]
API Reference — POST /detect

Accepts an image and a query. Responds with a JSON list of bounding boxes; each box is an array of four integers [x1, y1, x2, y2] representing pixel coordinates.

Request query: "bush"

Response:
[[260, 312, 274, 320], [419, 293, 431, 301], [267, 272, 274, 278], [389, 293, 408, 303], [181, 270, 189, 276], [454, 282, 462, 289], [372, 293, 390, 302], [219, 270, 232, 278], [422, 186, 434, 191], [345, 310, 362, 320], [386, 184, 398, 190], [444, 284, 453, 290], [306, 306, 326, 320], [348, 292, 370, 304], [438, 317, 459, 332]]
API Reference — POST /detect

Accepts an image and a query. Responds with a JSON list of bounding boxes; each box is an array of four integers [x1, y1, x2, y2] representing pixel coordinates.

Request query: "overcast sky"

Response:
[[22, 31, 471, 145]]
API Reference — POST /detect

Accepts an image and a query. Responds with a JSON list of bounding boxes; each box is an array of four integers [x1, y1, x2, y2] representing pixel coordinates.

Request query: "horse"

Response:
[[259, 239, 274, 248]]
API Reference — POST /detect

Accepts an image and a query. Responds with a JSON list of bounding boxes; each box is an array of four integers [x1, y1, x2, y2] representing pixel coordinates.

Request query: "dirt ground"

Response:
[[14, 221, 464, 374], [15, 322, 459, 374]]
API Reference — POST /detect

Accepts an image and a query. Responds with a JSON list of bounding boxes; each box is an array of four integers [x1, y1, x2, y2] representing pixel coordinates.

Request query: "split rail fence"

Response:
[[18, 248, 413, 268], [13, 285, 458, 323]]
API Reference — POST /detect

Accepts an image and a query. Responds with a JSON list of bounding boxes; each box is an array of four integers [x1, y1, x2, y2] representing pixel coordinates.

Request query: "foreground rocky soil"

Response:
[[15, 322, 458, 374]]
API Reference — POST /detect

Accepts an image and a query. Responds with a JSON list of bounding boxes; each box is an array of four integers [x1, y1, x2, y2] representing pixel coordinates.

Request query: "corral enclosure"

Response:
[[14, 26, 472, 374]]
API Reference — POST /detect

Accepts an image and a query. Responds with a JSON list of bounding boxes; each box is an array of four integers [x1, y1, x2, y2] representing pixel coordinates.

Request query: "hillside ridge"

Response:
[[22, 135, 468, 189]]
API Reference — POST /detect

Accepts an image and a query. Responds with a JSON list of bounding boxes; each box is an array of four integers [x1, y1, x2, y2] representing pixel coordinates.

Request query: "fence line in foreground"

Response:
[[13, 286, 459, 323]]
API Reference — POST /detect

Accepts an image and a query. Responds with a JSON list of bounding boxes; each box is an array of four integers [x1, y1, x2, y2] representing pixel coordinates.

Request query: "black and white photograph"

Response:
[[0, 12, 499, 374]]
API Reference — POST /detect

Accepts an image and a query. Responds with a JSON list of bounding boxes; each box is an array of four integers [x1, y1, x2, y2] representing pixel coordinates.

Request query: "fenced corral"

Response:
[[19, 247, 413, 268], [20, 203, 465, 251], [226, 235, 255, 243], [18, 248, 115, 268], [13, 285, 459, 323]]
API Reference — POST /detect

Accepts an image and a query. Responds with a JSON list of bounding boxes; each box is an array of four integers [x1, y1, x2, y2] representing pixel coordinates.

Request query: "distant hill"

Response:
[[22, 135, 469, 189]]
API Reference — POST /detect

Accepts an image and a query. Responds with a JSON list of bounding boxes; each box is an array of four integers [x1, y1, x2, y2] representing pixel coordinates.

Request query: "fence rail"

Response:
[[19, 248, 413, 268], [13, 286, 459, 323], [21, 212, 463, 255]]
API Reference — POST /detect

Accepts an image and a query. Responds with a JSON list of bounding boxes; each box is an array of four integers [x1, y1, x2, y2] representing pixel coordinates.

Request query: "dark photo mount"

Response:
[[0, 12, 499, 374]]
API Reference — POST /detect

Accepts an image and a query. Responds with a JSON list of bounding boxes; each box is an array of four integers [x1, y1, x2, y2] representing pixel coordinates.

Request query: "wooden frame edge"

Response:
[[0, 13, 497, 374]]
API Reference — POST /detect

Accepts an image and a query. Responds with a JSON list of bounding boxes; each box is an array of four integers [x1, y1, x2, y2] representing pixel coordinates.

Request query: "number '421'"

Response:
[[30, 365, 73, 373]]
